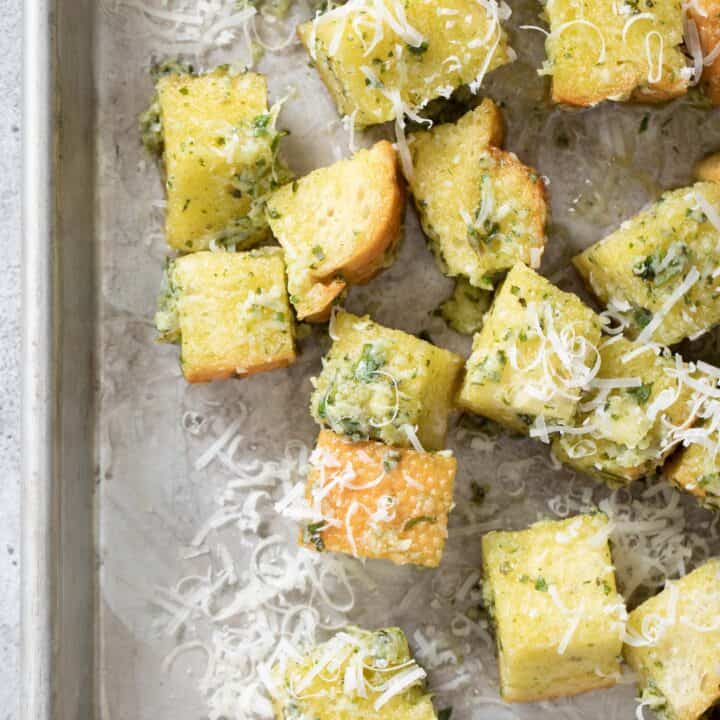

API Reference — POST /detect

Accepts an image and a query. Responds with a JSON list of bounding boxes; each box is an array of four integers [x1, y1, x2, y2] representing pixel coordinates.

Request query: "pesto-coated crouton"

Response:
[[155, 248, 295, 382], [310, 311, 463, 449], [482, 513, 626, 702], [624, 559, 720, 720], [297, 0, 513, 128], [271, 626, 437, 720], [154, 68, 291, 252], [552, 338, 697, 486], [409, 100, 547, 290], [543, 0, 689, 107], [574, 182, 720, 346], [457, 264, 603, 433]]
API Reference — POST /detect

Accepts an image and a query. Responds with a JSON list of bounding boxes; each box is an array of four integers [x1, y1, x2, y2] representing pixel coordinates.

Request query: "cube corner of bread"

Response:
[[624, 558, 720, 720], [272, 625, 437, 720], [300, 429, 456, 567], [482, 513, 625, 703], [458, 263, 600, 432], [409, 104, 546, 289], [310, 311, 463, 449], [268, 140, 404, 322], [159, 248, 295, 383], [544, 0, 688, 108]]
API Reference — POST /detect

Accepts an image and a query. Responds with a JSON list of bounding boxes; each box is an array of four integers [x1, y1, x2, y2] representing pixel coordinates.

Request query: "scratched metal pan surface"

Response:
[[22, 0, 720, 718]]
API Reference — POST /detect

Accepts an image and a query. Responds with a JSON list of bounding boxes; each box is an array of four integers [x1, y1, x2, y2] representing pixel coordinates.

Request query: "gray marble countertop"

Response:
[[1, 1, 22, 717]]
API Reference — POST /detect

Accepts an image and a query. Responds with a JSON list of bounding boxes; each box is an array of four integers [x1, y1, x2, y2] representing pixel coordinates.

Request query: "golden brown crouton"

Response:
[[267, 141, 405, 322], [155, 68, 291, 252], [297, 0, 513, 128], [310, 311, 464, 450], [574, 182, 720, 346], [552, 338, 697, 486], [482, 514, 626, 702], [457, 264, 602, 433], [409, 100, 547, 290], [543, 0, 689, 107], [301, 430, 456, 567], [155, 249, 295, 383], [687, 0, 720, 104]]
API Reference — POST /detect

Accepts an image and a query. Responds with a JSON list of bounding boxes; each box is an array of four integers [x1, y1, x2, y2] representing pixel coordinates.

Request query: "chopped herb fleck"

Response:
[[628, 383, 653, 405], [403, 515, 436, 531], [535, 576, 548, 592]]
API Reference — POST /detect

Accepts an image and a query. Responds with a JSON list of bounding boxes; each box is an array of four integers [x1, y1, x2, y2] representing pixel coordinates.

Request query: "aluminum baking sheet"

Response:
[[47, 0, 720, 717]]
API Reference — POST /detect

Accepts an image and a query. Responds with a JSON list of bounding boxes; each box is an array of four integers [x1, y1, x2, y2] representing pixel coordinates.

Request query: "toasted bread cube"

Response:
[[267, 141, 405, 322], [482, 514, 626, 703], [310, 311, 463, 450], [301, 430, 456, 567], [665, 428, 720, 511], [574, 183, 720, 346], [409, 101, 547, 290], [157, 68, 291, 252], [552, 338, 696, 486], [694, 151, 720, 183], [543, 0, 689, 107], [624, 559, 720, 720], [687, 0, 720, 104], [439, 277, 493, 335], [457, 264, 603, 433], [155, 249, 295, 383], [271, 626, 436, 720], [297, 0, 512, 128]]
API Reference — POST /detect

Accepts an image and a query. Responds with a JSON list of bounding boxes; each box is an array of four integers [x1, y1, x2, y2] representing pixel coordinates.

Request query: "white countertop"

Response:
[[1, 0, 23, 716]]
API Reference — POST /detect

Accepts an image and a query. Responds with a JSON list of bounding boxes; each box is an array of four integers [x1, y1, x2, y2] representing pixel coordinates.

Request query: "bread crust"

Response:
[[268, 140, 405, 322], [310, 141, 404, 286], [688, 0, 720, 104], [183, 351, 296, 384], [694, 151, 720, 183]]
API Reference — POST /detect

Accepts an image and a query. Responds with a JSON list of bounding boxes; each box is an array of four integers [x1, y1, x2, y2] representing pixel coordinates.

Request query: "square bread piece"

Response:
[[624, 559, 720, 720], [552, 338, 697, 487], [687, 0, 720, 104], [271, 626, 437, 720], [157, 68, 290, 252], [155, 249, 295, 383], [543, 0, 689, 107], [297, 0, 513, 128], [482, 513, 626, 703], [267, 141, 405, 323], [574, 182, 720, 346], [457, 263, 603, 434], [409, 100, 547, 291], [301, 429, 456, 567], [310, 311, 463, 450]]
